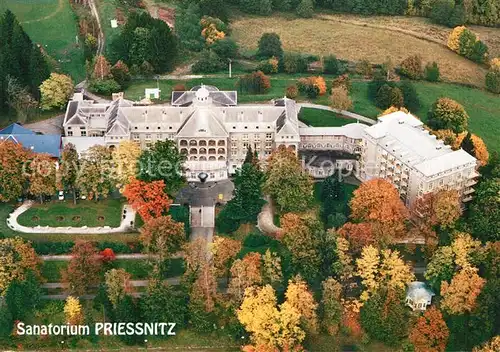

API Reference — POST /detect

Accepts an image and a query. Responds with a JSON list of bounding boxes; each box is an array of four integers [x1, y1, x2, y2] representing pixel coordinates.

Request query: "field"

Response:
[[0, 0, 85, 82], [231, 14, 490, 87], [17, 199, 125, 227]]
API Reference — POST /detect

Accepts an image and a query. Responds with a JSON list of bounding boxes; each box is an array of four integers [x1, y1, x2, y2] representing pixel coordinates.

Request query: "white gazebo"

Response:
[[405, 281, 435, 311]]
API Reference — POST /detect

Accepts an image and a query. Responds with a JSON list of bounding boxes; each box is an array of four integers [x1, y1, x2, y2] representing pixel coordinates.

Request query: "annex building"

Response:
[[63, 85, 478, 206]]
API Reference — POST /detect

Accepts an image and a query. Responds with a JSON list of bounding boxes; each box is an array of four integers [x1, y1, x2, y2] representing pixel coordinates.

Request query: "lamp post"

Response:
[[228, 59, 232, 78]]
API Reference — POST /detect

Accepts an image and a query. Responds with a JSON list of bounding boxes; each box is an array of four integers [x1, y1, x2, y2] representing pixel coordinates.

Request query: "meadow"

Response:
[[0, 0, 85, 82], [231, 14, 490, 87]]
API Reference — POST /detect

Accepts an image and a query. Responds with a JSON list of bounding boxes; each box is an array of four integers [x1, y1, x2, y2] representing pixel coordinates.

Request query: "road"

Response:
[[87, 0, 104, 56]]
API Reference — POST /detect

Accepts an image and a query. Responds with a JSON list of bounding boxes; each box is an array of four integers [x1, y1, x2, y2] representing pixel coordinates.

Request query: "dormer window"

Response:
[[158, 126, 161, 130], [146, 126, 149, 130]]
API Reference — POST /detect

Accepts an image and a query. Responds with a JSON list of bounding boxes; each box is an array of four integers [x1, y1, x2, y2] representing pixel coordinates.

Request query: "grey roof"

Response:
[[406, 281, 434, 302], [171, 89, 237, 106], [300, 123, 367, 139], [177, 108, 228, 138]]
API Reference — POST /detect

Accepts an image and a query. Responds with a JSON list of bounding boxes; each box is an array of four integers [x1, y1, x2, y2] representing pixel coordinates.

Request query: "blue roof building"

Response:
[[0, 123, 61, 158]]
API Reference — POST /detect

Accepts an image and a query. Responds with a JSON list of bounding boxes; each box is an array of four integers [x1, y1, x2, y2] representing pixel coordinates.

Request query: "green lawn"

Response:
[[1, 0, 85, 82], [17, 199, 124, 227], [96, 0, 122, 57], [299, 107, 368, 127]]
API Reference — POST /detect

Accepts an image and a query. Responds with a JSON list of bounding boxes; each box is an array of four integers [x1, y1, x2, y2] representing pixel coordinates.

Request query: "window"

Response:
[[145, 134, 151, 140], [133, 134, 140, 141], [210, 172, 215, 179], [158, 126, 161, 129], [80, 127, 85, 130], [81, 131, 87, 137], [134, 126, 138, 130], [68, 127, 72, 130], [243, 134, 248, 139], [146, 126, 149, 130], [266, 133, 272, 139], [67, 131, 73, 136]]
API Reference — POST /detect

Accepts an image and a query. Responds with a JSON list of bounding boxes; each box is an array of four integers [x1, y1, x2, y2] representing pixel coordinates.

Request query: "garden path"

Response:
[[257, 196, 281, 236], [40, 252, 183, 261], [7, 201, 136, 234]]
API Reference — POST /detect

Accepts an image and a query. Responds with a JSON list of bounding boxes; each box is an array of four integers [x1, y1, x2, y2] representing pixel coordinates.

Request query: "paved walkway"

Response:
[[40, 252, 183, 261], [24, 114, 64, 135], [298, 103, 376, 125], [257, 196, 281, 235], [7, 201, 136, 234]]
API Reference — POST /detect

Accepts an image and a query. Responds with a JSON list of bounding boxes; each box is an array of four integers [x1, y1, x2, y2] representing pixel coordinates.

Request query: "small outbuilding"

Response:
[[145, 88, 161, 100], [406, 281, 435, 311]]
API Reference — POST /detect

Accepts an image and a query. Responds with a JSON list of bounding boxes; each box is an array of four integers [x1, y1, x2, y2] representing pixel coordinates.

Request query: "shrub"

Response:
[[485, 70, 500, 94], [286, 85, 299, 99], [356, 60, 373, 77], [283, 53, 308, 73], [111, 61, 131, 88], [237, 71, 271, 94], [257, 33, 283, 59], [330, 86, 352, 111], [427, 97, 469, 133], [296, 0, 314, 18], [470, 40, 488, 63], [458, 28, 477, 58], [376, 84, 403, 109], [424, 62, 440, 82], [332, 74, 352, 92], [210, 38, 239, 59], [323, 55, 341, 74], [192, 50, 226, 73], [448, 26, 465, 52], [400, 55, 422, 80], [430, 0, 454, 26], [89, 79, 121, 95], [490, 58, 500, 71], [298, 76, 327, 98], [257, 56, 279, 74], [140, 61, 154, 76]]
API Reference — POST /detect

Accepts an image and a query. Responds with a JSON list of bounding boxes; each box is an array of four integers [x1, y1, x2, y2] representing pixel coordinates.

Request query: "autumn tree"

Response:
[[261, 249, 282, 287], [211, 236, 242, 279], [440, 266, 486, 315], [379, 106, 410, 116], [76, 145, 114, 200], [264, 146, 314, 213], [280, 212, 321, 281], [137, 140, 186, 195], [61, 241, 102, 296], [111, 60, 131, 88], [329, 85, 353, 111], [105, 268, 132, 308], [60, 143, 79, 204], [237, 285, 305, 350], [0, 140, 29, 202], [461, 132, 489, 166], [92, 55, 113, 80], [409, 306, 449, 352], [27, 153, 56, 203], [285, 276, 319, 334], [39, 73, 74, 110], [112, 140, 141, 192], [124, 179, 172, 222], [228, 252, 263, 303], [473, 336, 500, 352], [427, 97, 469, 133], [320, 277, 342, 336], [337, 222, 374, 253], [0, 237, 40, 296], [432, 189, 462, 229], [350, 178, 409, 242], [140, 215, 185, 262], [64, 296, 84, 325], [356, 245, 415, 301]]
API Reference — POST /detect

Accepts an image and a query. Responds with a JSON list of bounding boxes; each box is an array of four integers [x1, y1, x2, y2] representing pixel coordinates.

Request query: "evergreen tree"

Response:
[[321, 172, 347, 224], [5, 271, 42, 321], [461, 131, 474, 155], [114, 295, 143, 345]]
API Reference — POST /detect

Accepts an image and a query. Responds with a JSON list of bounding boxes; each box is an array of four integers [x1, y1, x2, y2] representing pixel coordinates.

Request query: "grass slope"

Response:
[[299, 107, 368, 127], [231, 14, 488, 87], [17, 199, 124, 227], [1, 0, 85, 82]]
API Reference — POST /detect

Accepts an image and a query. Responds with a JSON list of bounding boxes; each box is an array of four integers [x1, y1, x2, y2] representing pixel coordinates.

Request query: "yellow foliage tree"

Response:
[[356, 245, 380, 301], [473, 336, 500, 352], [433, 189, 462, 229], [431, 129, 467, 150], [451, 232, 482, 269], [329, 86, 352, 111], [64, 296, 84, 325], [237, 285, 305, 350], [448, 26, 466, 52], [40, 73, 74, 110], [285, 276, 319, 334], [104, 268, 133, 308], [378, 106, 410, 116], [0, 237, 40, 296], [440, 266, 486, 315], [112, 140, 142, 192], [470, 134, 489, 166], [379, 249, 415, 292]]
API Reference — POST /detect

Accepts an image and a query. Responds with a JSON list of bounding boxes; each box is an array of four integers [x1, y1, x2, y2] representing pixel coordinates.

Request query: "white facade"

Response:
[[359, 112, 478, 206], [63, 87, 477, 203]]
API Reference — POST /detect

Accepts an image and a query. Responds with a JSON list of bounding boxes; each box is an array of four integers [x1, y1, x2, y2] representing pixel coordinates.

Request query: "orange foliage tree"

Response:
[[123, 178, 172, 222], [61, 241, 102, 296], [470, 134, 489, 166], [0, 140, 30, 202], [337, 222, 374, 252], [440, 266, 486, 315], [92, 55, 112, 80], [140, 215, 185, 261], [349, 179, 409, 241], [212, 236, 242, 279], [228, 252, 263, 303], [409, 306, 449, 352], [99, 248, 116, 263]]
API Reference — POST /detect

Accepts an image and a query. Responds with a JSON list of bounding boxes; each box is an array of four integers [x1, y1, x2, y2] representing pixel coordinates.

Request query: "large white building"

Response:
[[63, 86, 478, 206]]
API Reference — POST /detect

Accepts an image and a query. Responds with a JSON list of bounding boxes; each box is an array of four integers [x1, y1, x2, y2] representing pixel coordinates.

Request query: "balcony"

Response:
[[466, 179, 477, 187], [463, 196, 473, 202], [464, 188, 475, 195]]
